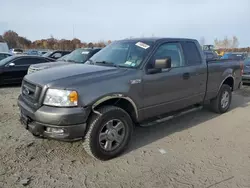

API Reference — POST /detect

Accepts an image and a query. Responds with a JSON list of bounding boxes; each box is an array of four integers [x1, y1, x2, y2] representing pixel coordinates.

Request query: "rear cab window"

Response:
[[181, 41, 202, 66]]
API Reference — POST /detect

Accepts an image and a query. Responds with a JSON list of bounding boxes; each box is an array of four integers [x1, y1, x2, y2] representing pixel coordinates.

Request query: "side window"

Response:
[[13, 58, 47, 65], [151, 43, 184, 68], [62, 52, 69, 56], [181, 42, 202, 65], [0, 54, 5, 59], [30, 58, 49, 64], [13, 58, 32, 66]]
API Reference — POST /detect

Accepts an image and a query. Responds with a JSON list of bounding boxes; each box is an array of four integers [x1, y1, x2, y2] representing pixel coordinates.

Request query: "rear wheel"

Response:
[[210, 84, 232, 113], [83, 106, 133, 160]]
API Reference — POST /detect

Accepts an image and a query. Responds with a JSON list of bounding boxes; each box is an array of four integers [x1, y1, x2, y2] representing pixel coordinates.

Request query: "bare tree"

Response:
[[214, 36, 240, 49], [231, 36, 239, 48]]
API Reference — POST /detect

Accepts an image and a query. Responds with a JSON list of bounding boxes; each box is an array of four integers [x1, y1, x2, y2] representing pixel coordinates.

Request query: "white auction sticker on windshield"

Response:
[[125, 61, 132, 65], [82, 51, 89, 54], [135, 42, 150, 49]]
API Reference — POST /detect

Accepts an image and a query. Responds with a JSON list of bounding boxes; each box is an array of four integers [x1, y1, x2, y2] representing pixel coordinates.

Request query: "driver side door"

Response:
[[141, 42, 196, 119]]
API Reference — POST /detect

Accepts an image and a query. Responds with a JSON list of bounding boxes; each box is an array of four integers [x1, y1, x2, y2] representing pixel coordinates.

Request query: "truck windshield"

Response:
[[87, 40, 153, 68], [64, 49, 90, 63]]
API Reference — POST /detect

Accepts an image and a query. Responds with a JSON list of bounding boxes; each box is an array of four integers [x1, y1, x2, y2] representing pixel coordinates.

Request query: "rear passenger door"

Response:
[[180, 41, 207, 103]]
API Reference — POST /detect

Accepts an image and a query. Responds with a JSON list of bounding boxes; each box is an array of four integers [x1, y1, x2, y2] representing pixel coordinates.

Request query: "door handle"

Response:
[[182, 72, 190, 80]]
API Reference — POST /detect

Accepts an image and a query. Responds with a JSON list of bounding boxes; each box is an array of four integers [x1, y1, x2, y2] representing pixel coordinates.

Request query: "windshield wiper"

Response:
[[95, 61, 118, 67]]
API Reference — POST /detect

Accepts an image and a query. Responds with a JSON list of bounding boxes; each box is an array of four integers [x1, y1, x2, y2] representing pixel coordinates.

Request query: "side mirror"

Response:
[[154, 58, 172, 69], [147, 58, 171, 74], [8, 62, 15, 67]]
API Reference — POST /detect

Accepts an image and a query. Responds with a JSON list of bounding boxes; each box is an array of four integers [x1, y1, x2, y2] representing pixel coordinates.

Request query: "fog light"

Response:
[[46, 127, 64, 134]]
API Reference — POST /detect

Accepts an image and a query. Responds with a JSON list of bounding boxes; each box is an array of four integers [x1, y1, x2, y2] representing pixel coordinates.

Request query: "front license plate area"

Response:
[[20, 112, 29, 128]]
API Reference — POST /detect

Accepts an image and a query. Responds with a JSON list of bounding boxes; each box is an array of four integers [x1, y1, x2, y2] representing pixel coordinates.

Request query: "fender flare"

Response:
[[218, 75, 235, 92], [91, 94, 138, 119]]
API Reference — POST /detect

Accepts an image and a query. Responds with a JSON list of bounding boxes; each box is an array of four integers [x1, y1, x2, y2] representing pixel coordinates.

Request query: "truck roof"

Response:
[[120, 37, 198, 43]]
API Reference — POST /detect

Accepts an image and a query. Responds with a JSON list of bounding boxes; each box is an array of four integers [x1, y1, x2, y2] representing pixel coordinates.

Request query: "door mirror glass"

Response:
[[8, 62, 15, 67], [154, 58, 172, 69], [147, 58, 172, 74]]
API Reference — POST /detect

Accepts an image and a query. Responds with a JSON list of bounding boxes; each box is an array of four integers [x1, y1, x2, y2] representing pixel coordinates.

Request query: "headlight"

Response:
[[27, 67, 31, 74], [43, 89, 78, 107]]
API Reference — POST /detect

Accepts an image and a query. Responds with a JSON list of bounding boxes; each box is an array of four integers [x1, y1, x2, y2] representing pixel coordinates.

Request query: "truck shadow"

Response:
[[126, 93, 250, 154], [0, 83, 21, 88]]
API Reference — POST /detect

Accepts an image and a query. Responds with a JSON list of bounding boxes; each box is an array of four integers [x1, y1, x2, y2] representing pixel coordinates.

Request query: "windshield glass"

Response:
[[42, 51, 53, 57], [57, 54, 69, 61], [64, 48, 91, 63], [0, 56, 15, 66], [87, 40, 153, 68]]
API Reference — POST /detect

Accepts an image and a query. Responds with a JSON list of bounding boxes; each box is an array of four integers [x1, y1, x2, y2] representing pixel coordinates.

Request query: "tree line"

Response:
[[1, 30, 249, 52], [0, 30, 111, 50], [200, 36, 250, 52]]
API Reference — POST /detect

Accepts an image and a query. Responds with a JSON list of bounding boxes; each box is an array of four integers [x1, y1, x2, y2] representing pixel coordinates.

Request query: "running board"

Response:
[[140, 106, 203, 127]]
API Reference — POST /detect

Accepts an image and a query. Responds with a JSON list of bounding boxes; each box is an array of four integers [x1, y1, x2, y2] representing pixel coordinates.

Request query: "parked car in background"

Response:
[[27, 48, 102, 74], [221, 52, 247, 61], [0, 52, 12, 61], [42, 50, 71, 60], [0, 55, 55, 85], [0, 42, 9, 53], [10, 48, 23, 55], [24, 49, 40, 56], [38, 51, 49, 56], [19, 38, 242, 160], [242, 57, 250, 84]]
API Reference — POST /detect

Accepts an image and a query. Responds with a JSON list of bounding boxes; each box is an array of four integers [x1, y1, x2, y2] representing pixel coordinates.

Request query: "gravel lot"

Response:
[[1, 85, 250, 188]]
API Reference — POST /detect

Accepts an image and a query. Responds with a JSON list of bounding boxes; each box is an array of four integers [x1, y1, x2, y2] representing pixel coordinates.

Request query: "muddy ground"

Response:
[[0, 85, 250, 188]]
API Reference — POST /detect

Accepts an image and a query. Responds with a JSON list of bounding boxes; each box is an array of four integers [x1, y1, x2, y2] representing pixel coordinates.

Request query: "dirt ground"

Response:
[[0, 85, 250, 188]]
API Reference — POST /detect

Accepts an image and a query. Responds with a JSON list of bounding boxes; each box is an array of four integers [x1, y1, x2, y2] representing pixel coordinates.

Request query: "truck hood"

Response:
[[24, 63, 128, 87], [30, 61, 72, 70]]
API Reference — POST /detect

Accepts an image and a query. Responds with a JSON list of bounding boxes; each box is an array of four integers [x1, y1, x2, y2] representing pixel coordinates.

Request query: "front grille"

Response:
[[21, 80, 42, 108]]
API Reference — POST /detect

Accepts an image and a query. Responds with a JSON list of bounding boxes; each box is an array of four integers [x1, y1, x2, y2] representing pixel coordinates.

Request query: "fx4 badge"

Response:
[[130, 79, 141, 84]]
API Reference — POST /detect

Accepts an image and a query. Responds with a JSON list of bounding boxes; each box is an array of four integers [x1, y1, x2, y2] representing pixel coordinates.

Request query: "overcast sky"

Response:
[[1, 0, 250, 46]]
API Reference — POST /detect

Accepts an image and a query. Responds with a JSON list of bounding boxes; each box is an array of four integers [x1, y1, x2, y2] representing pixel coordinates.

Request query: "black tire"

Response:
[[210, 84, 232, 114], [83, 105, 133, 160]]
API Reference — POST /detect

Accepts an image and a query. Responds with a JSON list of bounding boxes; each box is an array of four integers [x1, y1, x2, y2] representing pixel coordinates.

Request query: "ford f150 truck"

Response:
[[18, 38, 242, 160]]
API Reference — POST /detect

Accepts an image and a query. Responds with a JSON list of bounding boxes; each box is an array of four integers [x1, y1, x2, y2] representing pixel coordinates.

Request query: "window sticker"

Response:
[[135, 42, 150, 49], [82, 51, 90, 54], [125, 61, 132, 65]]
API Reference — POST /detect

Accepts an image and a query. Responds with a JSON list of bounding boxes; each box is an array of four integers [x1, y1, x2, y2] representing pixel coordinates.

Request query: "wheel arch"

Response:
[[219, 75, 235, 92], [91, 95, 139, 123]]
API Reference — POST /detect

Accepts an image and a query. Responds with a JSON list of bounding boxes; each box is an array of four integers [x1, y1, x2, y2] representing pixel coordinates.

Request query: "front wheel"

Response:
[[210, 84, 232, 113], [83, 106, 133, 160]]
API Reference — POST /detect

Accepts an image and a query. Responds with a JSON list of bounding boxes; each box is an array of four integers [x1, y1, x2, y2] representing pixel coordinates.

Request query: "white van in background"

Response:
[[0, 42, 9, 53]]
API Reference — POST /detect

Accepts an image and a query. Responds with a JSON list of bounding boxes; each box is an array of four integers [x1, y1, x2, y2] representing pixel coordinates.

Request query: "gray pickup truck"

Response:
[[18, 38, 242, 160]]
